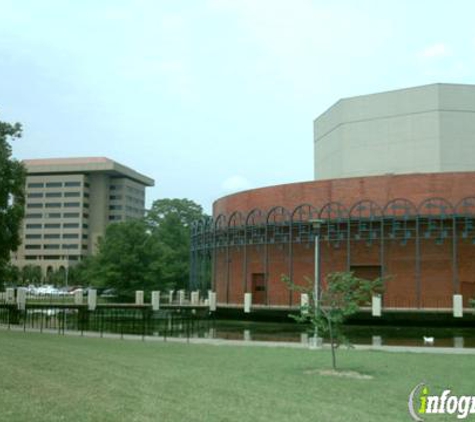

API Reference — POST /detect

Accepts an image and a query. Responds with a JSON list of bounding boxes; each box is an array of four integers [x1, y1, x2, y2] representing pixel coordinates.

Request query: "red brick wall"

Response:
[[211, 172, 475, 309]]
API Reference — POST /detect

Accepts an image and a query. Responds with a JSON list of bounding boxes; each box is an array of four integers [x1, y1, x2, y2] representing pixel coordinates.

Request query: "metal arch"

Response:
[[318, 201, 349, 220], [214, 214, 227, 230], [455, 196, 475, 216], [383, 198, 418, 218], [266, 205, 291, 224], [349, 199, 383, 219], [245, 208, 265, 225], [291, 203, 320, 221], [228, 210, 245, 228], [417, 197, 455, 217]]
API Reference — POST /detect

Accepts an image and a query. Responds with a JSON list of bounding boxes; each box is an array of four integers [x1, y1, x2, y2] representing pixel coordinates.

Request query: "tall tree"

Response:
[[147, 198, 208, 289], [92, 219, 164, 294], [0, 118, 26, 288]]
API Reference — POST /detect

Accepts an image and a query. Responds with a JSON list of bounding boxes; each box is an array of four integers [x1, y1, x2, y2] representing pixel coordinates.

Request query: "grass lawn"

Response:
[[0, 330, 474, 422]]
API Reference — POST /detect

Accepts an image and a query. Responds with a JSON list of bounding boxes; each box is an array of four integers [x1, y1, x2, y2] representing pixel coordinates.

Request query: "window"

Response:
[[44, 244, 60, 249], [64, 223, 79, 228], [25, 213, 42, 219], [84, 192, 89, 198], [44, 234, 60, 239], [27, 203, 43, 208], [44, 223, 61, 229], [63, 233, 79, 239], [26, 234, 42, 239], [83, 203, 89, 208], [46, 182, 62, 188], [109, 205, 122, 210], [25, 256, 38, 260], [26, 224, 42, 229], [45, 192, 62, 198], [82, 244, 88, 250], [45, 202, 61, 208], [83, 213, 89, 219], [64, 212, 80, 218], [46, 213, 61, 218], [65, 181, 81, 187], [25, 244, 41, 249], [43, 255, 60, 260], [64, 202, 80, 207], [27, 182, 44, 188], [83, 223, 89, 229], [63, 244, 79, 249], [27, 193, 43, 198], [82, 234, 88, 239], [64, 192, 80, 198], [84, 182, 90, 188], [110, 195, 123, 200]]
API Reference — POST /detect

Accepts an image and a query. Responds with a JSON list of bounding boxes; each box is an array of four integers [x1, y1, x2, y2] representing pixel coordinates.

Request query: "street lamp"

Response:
[[309, 219, 324, 346]]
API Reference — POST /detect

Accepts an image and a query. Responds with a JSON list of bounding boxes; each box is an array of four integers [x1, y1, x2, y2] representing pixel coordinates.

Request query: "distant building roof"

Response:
[[23, 157, 154, 186]]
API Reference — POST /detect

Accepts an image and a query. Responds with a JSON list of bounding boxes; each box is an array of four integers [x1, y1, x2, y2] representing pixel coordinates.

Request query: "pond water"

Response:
[[195, 320, 475, 348]]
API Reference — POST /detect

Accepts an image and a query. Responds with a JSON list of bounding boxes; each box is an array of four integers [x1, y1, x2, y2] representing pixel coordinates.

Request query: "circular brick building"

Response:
[[191, 83, 475, 310]]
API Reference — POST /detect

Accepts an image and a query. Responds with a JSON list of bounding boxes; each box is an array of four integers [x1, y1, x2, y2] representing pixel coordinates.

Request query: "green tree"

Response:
[[92, 219, 164, 294], [20, 264, 42, 285], [283, 272, 383, 370], [0, 118, 26, 289], [147, 198, 208, 289]]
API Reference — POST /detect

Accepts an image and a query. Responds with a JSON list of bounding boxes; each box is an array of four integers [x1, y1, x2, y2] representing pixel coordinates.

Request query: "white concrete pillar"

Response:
[[152, 291, 160, 311], [191, 291, 199, 305], [244, 293, 252, 313], [178, 290, 185, 305], [300, 332, 309, 345], [208, 291, 217, 312], [16, 287, 27, 310], [135, 290, 144, 306], [372, 335, 382, 347], [309, 335, 323, 349], [300, 293, 309, 314], [6, 288, 15, 304], [87, 289, 97, 311], [372, 295, 382, 317], [243, 329, 251, 341], [168, 290, 174, 304], [453, 294, 463, 318], [74, 289, 83, 305], [454, 336, 464, 348]]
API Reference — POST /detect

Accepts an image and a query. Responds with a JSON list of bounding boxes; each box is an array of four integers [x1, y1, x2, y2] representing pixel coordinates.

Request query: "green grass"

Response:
[[0, 331, 473, 422]]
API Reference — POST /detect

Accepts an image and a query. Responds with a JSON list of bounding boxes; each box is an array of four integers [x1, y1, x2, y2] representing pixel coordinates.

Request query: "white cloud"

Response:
[[221, 175, 252, 193], [418, 43, 450, 59]]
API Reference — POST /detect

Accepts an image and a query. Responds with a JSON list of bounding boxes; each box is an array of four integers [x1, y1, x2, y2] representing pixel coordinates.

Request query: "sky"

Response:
[[1, 0, 475, 214]]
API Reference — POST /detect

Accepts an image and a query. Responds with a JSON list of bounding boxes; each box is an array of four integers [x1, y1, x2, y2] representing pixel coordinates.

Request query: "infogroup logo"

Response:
[[408, 383, 475, 420]]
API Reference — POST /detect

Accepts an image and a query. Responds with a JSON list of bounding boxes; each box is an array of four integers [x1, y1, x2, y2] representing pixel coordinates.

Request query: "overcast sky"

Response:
[[1, 0, 475, 213]]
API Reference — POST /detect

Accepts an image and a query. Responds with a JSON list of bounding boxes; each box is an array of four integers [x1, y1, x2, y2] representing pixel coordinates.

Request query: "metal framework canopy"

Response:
[[190, 197, 475, 307]]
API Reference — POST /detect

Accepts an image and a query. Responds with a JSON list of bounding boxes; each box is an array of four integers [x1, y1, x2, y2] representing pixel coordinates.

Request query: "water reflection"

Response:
[[203, 321, 475, 348]]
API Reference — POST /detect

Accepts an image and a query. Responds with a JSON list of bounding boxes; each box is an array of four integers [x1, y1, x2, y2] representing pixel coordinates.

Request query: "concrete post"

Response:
[[372, 335, 382, 347], [300, 293, 309, 314], [16, 287, 27, 311], [6, 288, 15, 304], [208, 291, 217, 312], [191, 291, 199, 305], [372, 295, 382, 317], [135, 290, 144, 306], [152, 291, 160, 311], [178, 290, 185, 305], [168, 290, 174, 304], [453, 294, 463, 318], [300, 333, 309, 345], [87, 289, 97, 311], [243, 329, 251, 341], [74, 289, 83, 305], [454, 336, 464, 348], [244, 293, 252, 313]]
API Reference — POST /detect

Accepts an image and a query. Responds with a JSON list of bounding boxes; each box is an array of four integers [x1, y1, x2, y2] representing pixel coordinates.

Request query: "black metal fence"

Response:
[[0, 303, 213, 340]]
